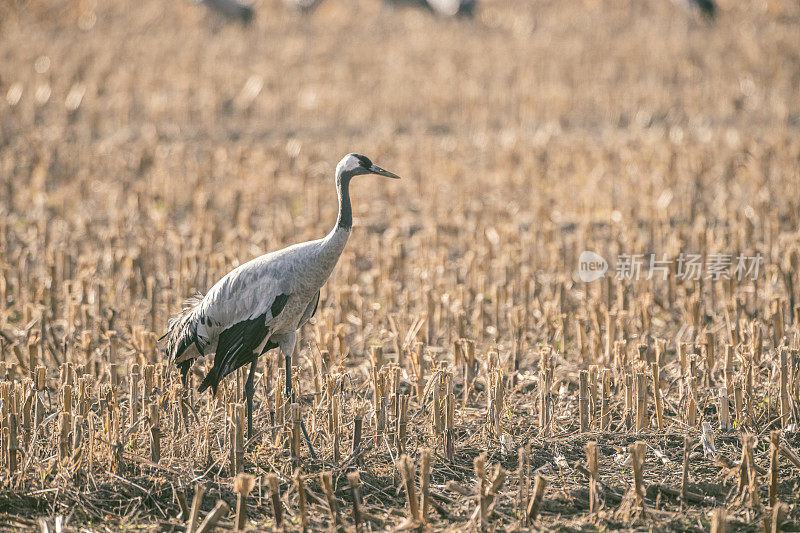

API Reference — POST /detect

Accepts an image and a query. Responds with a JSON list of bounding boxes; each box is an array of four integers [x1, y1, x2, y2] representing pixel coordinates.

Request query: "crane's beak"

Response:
[[369, 164, 401, 179]]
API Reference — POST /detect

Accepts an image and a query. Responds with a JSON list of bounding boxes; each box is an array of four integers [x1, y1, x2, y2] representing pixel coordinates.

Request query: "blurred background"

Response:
[[1, 0, 798, 286], [2, 0, 798, 247]]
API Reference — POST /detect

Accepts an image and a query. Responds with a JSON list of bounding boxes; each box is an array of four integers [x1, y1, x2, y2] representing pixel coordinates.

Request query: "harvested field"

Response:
[[1, 0, 800, 530]]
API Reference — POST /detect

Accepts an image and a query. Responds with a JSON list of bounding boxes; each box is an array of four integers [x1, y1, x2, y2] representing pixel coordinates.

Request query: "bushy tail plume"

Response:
[[159, 294, 204, 384]]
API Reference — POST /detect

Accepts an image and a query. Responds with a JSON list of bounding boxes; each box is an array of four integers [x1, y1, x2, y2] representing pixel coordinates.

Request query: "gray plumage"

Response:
[[283, 0, 324, 13], [673, 0, 715, 19], [161, 153, 400, 436], [383, 0, 476, 17], [424, 0, 475, 16], [197, 0, 254, 23]]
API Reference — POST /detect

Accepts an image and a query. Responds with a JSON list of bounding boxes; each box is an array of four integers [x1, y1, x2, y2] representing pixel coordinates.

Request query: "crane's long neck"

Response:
[[336, 177, 352, 230], [317, 175, 352, 274]]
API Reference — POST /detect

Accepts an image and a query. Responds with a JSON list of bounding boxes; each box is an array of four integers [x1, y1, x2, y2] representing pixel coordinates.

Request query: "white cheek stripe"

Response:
[[339, 155, 361, 174]]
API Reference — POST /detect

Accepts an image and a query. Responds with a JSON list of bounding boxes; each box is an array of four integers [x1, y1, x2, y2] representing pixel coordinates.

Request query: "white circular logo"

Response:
[[578, 251, 608, 282]]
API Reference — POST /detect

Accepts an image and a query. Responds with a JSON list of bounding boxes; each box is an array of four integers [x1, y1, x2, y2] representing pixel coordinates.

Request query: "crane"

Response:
[[674, 0, 716, 19], [382, 0, 476, 17], [160, 153, 401, 438], [196, 0, 254, 23]]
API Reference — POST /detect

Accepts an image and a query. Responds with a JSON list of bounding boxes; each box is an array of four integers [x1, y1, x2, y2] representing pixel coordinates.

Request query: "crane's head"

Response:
[[336, 153, 401, 183]]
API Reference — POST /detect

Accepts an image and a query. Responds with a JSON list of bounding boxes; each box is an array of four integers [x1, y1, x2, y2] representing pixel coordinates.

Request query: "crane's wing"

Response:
[[297, 290, 320, 329], [194, 258, 294, 394]]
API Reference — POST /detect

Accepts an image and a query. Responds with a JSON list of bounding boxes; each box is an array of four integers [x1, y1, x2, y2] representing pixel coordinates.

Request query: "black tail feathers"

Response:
[[160, 293, 204, 367]]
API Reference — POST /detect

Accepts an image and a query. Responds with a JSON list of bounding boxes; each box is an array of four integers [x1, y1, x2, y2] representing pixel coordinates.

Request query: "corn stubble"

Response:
[[1, 0, 800, 530]]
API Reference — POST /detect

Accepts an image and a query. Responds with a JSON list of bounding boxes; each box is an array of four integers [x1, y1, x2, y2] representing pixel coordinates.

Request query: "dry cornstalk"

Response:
[[769, 430, 779, 507], [629, 442, 645, 508], [584, 441, 598, 513], [779, 348, 789, 428], [331, 393, 340, 463], [7, 413, 17, 475], [234, 473, 254, 531], [578, 370, 589, 433], [294, 469, 308, 531], [718, 386, 730, 431], [71, 414, 84, 466], [682, 436, 692, 505], [58, 411, 71, 464], [734, 378, 744, 430], [149, 402, 160, 463], [34, 366, 45, 429], [473, 453, 488, 530], [624, 372, 633, 430], [588, 366, 598, 426], [433, 370, 443, 437], [724, 345, 734, 396], [526, 474, 547, 523], [351, 402, 363, 461], [462, 339, 476, 404], [444, 388, 455, 462], [411, 342, 425, 401], [186, 485, 206, 533], [710, 508, 726, 533], [778, 443, 800, 471], [517, 446, 529, 524], [320, 471, 344, 532], [195, 500, 229, 533], [635, 372, 647, 432], [487, 366, 503, 437], [369, 345, 384, 372], [539, 367, 552, 437], [397, 393, 409, 454], [651, 362, 663, 430], [739, 434, 760, 511], [347, 471, 363, 532], [291, 402, 301, 460], [176, 491, 189, 522], [267, 473, 282, 528], [230, 403, 244, 473], [399, 454, 421, 524], [420, 448, 432, 522], [771, 502, 787, 533], [600, 369, 610, 430]]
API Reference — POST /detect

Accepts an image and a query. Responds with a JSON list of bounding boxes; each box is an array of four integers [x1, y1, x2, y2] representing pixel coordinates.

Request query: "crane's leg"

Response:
[[245, 356, 257, 439], [278, 332, 317, 459], [284, 351, 293, 402], [279, 332, 297, 402]]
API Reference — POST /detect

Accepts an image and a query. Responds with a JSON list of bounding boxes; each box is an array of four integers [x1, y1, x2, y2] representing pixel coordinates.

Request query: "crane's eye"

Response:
[[357, 155, 372, 168]]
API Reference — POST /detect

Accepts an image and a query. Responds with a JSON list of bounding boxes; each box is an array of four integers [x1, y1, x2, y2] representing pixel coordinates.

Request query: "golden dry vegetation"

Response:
[[1, 0, 800, 530]]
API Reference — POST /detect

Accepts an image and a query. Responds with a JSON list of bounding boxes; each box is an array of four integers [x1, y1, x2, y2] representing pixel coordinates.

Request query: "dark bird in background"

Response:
[[197, 0, 254, 23], [284, 0, 475, 16], [690, 0, 715, 18], [160, 154, 401, 439], [384, 0, 476, 17], [283, 0, 325, 13], [676, 0, 716, 19]]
